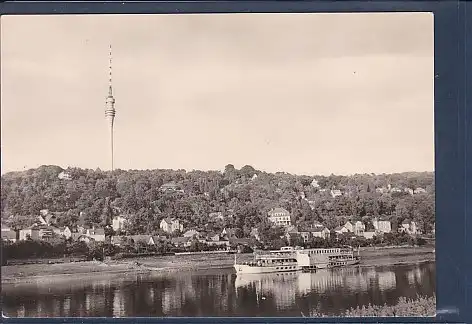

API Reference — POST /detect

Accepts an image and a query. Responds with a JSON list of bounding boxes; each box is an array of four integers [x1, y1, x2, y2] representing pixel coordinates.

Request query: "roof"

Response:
[[268, 207, 290, 215], [161, 217, 179, 224], [161, 182, 179, 189], [149, 236, 161, 244], [111, 236, 129, 244], [88, 228, 105, 235], [229, 238, 254, 245], [301, 226, 328, 233], [45, 214, 58, 223], [334, 226, 345, 231], [71, 233, 82, 240], [183, 229, 199, 237], [171, 237, 191, 244], [2, 230, 17, 239], [402, 219, 412, 225], [129, 235, 151, 243]]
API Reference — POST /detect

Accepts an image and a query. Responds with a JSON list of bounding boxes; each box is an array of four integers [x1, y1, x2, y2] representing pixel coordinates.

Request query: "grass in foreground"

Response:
[[310, 295, 436, 317]]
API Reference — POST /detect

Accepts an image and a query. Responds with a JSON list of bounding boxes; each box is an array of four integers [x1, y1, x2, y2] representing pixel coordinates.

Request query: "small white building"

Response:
[[400, 220, 418, 235], [334, 225, 349, 235], [160, 218, 184, 234], [58, 171, 72, 180], [330, 189, 342, 198], [344, 221, 354, 232], [414, 187, 427, 194], [363, 231, 376, 240], [183, 229, 200, 238], [112, 215, 128, 232], [353, 221, 366, 236], [373, 217, 392, 234]]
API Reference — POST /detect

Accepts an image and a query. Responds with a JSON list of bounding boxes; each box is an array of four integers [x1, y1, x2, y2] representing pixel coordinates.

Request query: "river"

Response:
[[1, 261, 435, 317]]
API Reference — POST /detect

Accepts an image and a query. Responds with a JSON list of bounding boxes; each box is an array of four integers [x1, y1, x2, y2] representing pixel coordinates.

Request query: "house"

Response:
[[2, 230, 18, 242], [400, 220, 418, 235], [77, 234, 94, 244], [171, 236, 192, 248], [344, 221, 354, 232], [353, 221, 366, 236], [285, 226, 301, 242], [363, 231, 376, 239], [19, 226, 40, 240], [160, 218, 184, 234], [37, 211, 59, 226], [209, 212, 224, 221], [183, 229, 200, 238], [307, 200, 316, 210], [205, 233, 230, 247], [34, 225, 55, 240], [221, 228, 236, 239], [330, 190, 342, 198], [148, 236, 161, 246], [111, 236, 129, 246], [129, 235, 152, 244], [112, 215, 128, 232], [311, 179, 320, 188], [404, 188, 414, 195], [313, 220, 324, 229], [372, 217, 392, 234], [1, 222, 11, 232], [77, 225, 89, 234], [298, 226, 330, 240], [48, 225, 72, 239], [390, 187, 402, 193], [86, 228, 106, 242], [160, 182, 184, 193], [251, 174, 258, 181], [311, 227, 331, 239], [58, 171, 72, 180], [267, 207, 291, 227], [334, 225, 349, 235], [376, 187, 388, 194], [250, 228, 261, 241], [229, 237, 254, 247], [414, 187, 427, 194]]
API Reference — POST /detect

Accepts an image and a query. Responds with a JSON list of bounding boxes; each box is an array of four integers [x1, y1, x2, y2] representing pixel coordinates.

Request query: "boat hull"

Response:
[[234, 264, 301, 274]]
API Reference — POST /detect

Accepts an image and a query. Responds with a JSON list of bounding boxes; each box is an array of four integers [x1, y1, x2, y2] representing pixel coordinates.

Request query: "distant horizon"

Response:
[[1, 13, 434, 176], [0, 163, 434, 178]]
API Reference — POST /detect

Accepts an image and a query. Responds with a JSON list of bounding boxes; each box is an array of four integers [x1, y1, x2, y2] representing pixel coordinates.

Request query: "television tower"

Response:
[[105, 45, 116, 171]]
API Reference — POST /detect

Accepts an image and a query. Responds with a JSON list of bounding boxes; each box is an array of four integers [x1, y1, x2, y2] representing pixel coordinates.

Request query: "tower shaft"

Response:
[[105, 44, 116, 171]]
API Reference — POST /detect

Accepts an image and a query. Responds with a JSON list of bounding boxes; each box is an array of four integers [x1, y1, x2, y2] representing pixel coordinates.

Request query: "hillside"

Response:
[[1, 165, 435, 236]]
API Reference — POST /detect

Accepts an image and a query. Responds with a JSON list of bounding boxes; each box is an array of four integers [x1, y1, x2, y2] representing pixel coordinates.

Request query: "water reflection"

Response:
[[2, 262, 435, 317]]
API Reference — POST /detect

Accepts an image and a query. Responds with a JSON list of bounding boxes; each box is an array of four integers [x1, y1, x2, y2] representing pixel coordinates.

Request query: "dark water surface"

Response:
[[2, 261, 435, 317]]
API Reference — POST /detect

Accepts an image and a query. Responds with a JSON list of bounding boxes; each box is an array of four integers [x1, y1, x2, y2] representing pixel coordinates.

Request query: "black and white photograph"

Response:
[[1, 13, 435, 317]]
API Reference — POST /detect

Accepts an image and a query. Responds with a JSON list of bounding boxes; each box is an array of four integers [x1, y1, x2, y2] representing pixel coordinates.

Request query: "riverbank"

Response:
[[309, 295, 436, 317], [2, 246, 434, 285]]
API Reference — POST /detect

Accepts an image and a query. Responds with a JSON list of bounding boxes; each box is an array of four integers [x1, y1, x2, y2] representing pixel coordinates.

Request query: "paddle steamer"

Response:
[[234, 246, 359, 274]]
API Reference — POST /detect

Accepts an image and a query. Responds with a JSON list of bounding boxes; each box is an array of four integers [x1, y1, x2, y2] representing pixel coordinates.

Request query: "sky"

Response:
[[1, 13, 434, 176]]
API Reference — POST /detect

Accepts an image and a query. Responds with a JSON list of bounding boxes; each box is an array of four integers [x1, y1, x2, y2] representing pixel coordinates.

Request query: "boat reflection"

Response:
[[235, 265, 398, 307]]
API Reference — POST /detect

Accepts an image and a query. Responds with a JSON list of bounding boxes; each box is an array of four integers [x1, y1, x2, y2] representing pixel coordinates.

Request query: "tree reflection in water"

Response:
[[2, 262, 435, 317]]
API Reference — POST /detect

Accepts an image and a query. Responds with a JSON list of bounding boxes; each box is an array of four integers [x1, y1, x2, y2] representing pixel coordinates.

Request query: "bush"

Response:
[[309, 295, 435, 317]]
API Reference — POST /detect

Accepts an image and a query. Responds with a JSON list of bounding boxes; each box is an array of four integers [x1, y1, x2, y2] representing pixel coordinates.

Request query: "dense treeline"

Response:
[[2, 231, 427, 263], [1, 165, 435, 236]]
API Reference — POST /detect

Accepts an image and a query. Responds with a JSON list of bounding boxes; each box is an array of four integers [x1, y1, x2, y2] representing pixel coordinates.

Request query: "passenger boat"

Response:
[[234, 246, 360, 274]]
